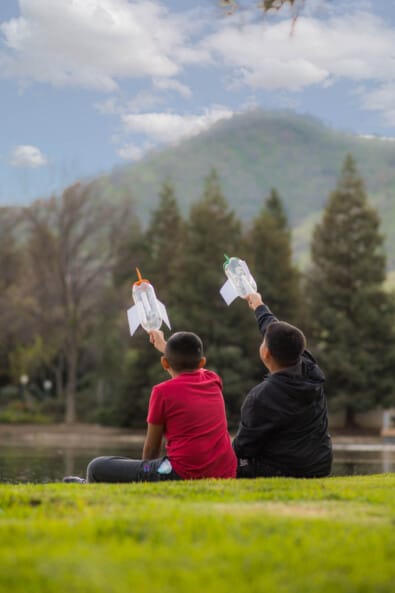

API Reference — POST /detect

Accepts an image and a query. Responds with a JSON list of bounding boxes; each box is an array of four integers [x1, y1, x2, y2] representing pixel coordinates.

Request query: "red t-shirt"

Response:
[[147, 369, 237, 479]]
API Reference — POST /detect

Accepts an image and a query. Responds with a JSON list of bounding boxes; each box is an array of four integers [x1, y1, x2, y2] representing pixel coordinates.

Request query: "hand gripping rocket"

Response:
[[220, 254, 257, 306], [127, 268, 171, 336]]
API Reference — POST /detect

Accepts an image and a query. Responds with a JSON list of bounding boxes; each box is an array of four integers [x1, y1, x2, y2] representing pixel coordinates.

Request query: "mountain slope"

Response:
[[107, 109, 395, 268]]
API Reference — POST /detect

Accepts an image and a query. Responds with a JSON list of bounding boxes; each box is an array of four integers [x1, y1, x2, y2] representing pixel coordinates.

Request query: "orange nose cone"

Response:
[[133, 267, 150, 286]]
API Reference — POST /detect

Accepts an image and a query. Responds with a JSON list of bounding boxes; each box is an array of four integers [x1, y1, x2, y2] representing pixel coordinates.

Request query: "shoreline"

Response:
[[0, 422, 389, 449], [0, 423, 146, 447]]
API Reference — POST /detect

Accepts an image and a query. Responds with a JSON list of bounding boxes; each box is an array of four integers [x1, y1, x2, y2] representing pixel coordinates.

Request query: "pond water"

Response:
[[0, 444, 394, 483]]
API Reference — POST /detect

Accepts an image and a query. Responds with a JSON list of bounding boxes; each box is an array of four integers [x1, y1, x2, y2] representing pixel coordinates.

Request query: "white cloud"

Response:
[[95, 90, 164, 116], [361, 83, 395, 126], [126, 90, 164, 112], [10, 145, 47, 167], [153, 78, 192, 99], [121, 107, 234, 144], [0, 0, 204, 91], [204, 13, 395, 91], [359, 134, 395, 141], [94, 97, 121, 115], [117, 143, 146, 161]]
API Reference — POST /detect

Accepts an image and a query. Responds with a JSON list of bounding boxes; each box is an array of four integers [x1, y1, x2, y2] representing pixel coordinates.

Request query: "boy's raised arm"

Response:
[[149, 329, 167, 353], [246, 292, 264, 311], [246, 293, 279, 336]]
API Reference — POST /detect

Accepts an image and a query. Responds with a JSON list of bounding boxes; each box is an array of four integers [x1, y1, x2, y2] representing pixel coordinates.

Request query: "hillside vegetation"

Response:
[[106, 110, 395, 268]]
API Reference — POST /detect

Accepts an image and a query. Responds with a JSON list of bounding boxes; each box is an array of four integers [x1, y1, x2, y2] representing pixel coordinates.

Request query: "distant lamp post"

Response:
[[43, 379, 53, 397], [20, 374, 29, 403]]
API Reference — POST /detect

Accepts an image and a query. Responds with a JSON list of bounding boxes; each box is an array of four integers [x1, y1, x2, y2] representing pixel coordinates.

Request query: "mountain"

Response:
[[106, 109, 395, 271]]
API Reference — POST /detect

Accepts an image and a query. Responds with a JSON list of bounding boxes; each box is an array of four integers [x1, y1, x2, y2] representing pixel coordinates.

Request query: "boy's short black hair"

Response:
[[165, 332, 204, 372], [264, 321, 306, 367]]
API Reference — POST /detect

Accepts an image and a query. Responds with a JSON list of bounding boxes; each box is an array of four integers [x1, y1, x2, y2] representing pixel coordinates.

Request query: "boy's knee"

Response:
[[87, 456, 109, 483]]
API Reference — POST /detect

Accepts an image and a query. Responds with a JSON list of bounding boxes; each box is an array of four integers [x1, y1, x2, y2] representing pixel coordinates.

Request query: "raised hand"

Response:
[[149, 329, 167, 353], [246, 292, 264, 311]]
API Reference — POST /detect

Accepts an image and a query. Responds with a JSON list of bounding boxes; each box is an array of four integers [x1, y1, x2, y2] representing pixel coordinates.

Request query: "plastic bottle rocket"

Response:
[[127, 268, 171, 336], [220, 255, 257, 306]]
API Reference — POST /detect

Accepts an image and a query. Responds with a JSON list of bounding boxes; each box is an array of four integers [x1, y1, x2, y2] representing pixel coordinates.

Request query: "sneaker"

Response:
[[63, 476, 86, 484]]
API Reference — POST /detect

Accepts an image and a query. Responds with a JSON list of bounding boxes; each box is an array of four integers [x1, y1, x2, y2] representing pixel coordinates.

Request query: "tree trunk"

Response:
[[345, 405, 357, 429], [96, 379, 105, 406], [65, 344, 77, 424], [54, 356, 64, 400]]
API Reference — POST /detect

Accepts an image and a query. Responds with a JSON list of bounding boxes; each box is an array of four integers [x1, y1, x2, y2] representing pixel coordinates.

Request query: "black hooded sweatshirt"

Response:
[[233, 304, 332, 478]]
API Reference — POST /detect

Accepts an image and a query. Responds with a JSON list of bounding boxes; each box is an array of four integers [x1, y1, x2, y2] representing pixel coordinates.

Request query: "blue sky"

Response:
[[1, 0, 395, 205]]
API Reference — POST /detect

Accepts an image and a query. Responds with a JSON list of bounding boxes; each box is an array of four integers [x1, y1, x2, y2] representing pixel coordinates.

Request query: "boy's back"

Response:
[[233, 300, 332, 478], [148, 368, 237, 479], [64, 330, 236, 484], [233, 350, 332, 477]]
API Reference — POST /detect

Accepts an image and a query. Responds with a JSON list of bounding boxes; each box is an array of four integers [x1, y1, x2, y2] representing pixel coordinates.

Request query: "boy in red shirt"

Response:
[[64, 330, 236, 483]]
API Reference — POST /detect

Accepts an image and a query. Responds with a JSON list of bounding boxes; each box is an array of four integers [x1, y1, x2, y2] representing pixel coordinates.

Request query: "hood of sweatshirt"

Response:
[[267, 355, 325, 405]]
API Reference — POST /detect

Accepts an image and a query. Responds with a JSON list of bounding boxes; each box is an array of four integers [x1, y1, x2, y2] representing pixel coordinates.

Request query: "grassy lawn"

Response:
[[1, 475, 395, 593]]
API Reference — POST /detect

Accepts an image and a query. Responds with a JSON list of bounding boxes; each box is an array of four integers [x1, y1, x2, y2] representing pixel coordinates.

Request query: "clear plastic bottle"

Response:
[[132, 282, 163, 331], [225, 256, 257, 297]]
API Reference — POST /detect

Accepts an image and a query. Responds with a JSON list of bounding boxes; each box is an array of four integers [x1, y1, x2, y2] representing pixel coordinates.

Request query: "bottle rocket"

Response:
[[127, 268, 171, 336], [220, 255, 257, 305]]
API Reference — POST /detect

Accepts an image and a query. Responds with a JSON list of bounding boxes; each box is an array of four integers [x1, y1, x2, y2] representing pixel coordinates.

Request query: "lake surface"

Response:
[[0, 443, 394, 483]]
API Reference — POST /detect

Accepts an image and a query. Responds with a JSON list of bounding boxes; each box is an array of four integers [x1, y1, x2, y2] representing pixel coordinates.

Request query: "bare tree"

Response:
[[0, 208, 21, 288], [23, 182, 133, 423], [0, 208, 24, 384], [220, 0, 301, 15]]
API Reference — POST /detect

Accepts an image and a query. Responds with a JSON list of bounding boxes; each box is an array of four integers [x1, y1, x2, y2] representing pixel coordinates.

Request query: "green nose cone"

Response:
[[223, 254, 230, 270]]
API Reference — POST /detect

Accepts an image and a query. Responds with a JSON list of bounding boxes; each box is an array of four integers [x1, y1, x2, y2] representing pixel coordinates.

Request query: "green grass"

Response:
[[1, 475, 395, 593]]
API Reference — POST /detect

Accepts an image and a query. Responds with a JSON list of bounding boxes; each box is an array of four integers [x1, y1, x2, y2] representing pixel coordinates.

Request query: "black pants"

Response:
[[237, 458, 287, 479], [87, 456, 181, 483], [237, 457, 332, 479]]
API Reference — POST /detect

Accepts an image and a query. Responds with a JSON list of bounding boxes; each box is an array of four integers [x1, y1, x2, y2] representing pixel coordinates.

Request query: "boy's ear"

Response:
[[260, 343, 270, 363], [161, 356, 171, 371], [198, 357, 206, 369]]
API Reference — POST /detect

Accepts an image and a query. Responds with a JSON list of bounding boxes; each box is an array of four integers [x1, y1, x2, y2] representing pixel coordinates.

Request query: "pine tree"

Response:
[[175, 169, 242, 334], [174, 169, 258, 421], [144, 180, 185, 305], [114, 183, 186, 426], [247, 188, 301, 323], [112, 216, 146, 288], [307, 155, 395, 426]]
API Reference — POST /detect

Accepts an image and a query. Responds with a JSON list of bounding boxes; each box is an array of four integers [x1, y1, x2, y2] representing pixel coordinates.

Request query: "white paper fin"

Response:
[[157, 300, 171, 329], [220, 280, 238, 306], [127, 305, 140, 336]]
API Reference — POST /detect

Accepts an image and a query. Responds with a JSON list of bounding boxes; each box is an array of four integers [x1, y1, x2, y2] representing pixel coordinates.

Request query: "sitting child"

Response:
[[64, 330, 236, 483], [233, 293, 332, 478]]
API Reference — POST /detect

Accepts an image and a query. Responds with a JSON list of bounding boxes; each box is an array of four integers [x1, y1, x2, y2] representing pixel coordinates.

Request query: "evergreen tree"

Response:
[[112, 216, 146, 288], [306, 155, 395, 426], [114, 183, 186, 426], [144, 180, 185, 305], [174, 169, 258, 421], [175, 169, 242, 335], [247, 188, 301, 323]]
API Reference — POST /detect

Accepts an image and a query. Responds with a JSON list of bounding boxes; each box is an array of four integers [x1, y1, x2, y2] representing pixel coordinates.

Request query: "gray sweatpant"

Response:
[[86, 455, 181, 483]]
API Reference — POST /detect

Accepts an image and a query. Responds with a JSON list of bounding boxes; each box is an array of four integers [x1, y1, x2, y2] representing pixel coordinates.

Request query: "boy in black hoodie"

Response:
[[233, 293, 332, 478]]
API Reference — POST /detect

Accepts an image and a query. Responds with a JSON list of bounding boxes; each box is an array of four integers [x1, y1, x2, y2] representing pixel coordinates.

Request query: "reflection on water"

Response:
[[0, 445, 394, 483], [0, 445, 142, 484], [332, 448, 395, 476]]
